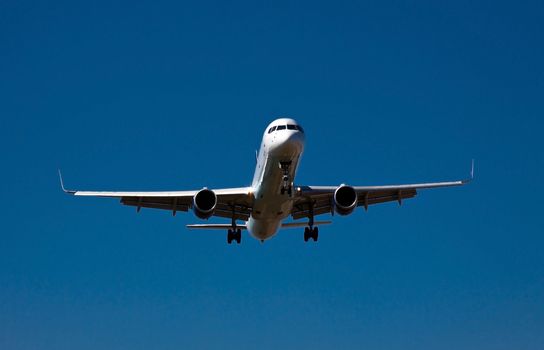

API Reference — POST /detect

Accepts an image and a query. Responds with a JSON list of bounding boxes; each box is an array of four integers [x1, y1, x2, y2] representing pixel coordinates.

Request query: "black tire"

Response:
[[313, 227, 319, 241], [236, 229, 242, 244], [304, 227, 309, 242], [227, 230, 233, 244]]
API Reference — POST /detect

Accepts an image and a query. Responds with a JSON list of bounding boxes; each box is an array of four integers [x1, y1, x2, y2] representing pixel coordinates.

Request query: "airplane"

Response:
[[59, 117, 473, 244]]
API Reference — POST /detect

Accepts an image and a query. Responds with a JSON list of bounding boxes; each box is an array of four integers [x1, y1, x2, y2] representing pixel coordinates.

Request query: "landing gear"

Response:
[[227, 228, 242, 244], [303, 201, 318, 242], [280, 182, 292, 196], [304, 226, 319, 242], [227, 205, 241, 244], [280, 161, 292, 196]]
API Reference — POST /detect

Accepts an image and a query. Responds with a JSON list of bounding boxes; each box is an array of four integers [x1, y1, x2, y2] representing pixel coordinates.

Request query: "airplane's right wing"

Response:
[[59, 171, 254, 221]]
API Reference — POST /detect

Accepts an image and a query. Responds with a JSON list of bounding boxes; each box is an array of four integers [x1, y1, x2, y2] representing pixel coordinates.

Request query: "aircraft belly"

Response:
[[248, 136, 303, 240], [252, 155, 296, 221], [247, 218, 281, 240]]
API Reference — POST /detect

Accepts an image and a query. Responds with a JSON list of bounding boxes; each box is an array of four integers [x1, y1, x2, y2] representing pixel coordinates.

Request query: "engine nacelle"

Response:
[[193, 188, 217, 219], [333, 185, 358, 216]]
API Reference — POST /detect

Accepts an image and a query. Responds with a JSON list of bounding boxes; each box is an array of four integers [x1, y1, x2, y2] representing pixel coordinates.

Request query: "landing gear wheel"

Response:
[[281, 186, 292, 196], [227, 229, 241, 244], [235, 229, 242, 244], [304, 227, 319, 242], [280, 162, 292, 196]]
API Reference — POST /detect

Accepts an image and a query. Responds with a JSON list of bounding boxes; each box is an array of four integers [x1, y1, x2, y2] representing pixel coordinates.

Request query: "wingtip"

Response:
[[58, 169, 75, 194], [462, 159, 475, 184]]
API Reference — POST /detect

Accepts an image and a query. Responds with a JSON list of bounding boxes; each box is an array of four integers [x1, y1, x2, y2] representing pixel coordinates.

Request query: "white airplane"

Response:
[[60, 118, 473, 243]]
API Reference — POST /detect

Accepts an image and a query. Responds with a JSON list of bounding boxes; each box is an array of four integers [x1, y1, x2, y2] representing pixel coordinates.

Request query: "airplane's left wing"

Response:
[[291, 161, 473, 220], [59, 171, 253, 221]]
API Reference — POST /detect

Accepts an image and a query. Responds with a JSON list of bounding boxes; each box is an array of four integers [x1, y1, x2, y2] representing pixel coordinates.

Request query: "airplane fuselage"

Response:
[[247, 118, 305, 240]]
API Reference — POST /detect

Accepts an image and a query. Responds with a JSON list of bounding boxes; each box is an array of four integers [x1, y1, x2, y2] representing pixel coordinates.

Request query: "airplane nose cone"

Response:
[[269, 130, 305, 157], [288, 131, 304, 151]]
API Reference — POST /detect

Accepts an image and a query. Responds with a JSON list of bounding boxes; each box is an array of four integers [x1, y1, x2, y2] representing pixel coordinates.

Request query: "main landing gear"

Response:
[[280, 161, 292, 196], [304, 226, 318, 242], [227, 206, 241, 244], [227, 228, 241, 244], [303, 202, 318, 242]]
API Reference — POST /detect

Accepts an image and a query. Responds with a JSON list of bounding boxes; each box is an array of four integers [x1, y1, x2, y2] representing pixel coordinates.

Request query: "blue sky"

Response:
[[1, 0, 543, 349]]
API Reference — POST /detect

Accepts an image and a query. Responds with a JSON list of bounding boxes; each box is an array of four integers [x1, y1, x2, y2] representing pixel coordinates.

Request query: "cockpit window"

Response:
[[271, 124, 303, 132]]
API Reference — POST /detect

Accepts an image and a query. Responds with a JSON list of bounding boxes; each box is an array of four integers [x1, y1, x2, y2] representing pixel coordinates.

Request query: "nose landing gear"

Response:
[[279, 161, 292, 196]]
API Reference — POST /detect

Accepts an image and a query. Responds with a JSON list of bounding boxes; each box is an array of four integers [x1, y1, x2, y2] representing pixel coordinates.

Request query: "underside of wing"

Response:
[[59, 170, 253, 220], [291, 162, 473, 220], [79, 188, 253, 220], [291, 188, 418, 220]]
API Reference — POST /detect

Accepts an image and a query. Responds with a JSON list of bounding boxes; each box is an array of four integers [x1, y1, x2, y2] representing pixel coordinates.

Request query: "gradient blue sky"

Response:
[[1, 1, 543, 349]]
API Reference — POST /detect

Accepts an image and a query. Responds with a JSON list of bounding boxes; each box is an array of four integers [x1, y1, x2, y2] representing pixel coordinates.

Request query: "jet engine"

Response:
[[193, 188, 217, 219], [333, 185, 358, 216]]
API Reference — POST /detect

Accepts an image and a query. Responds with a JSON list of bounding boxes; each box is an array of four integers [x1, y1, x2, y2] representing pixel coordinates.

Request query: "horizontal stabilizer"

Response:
[[186, 221, 332, 231], [281, 220, 332, 229], [186, 224, 248, 230]]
